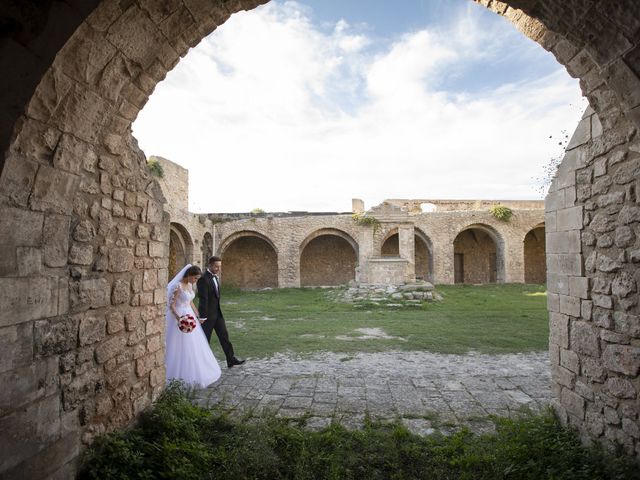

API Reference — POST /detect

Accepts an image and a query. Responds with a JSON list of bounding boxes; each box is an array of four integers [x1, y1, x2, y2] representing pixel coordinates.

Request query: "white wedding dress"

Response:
[[165, 271, 221, 388]]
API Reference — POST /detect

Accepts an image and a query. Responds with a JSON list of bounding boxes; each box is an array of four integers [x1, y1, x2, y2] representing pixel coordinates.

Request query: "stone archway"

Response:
[[300, 229, 358, 286], [202, 231, 213, 266], [453, 224, 505, 284], [380, 228, 400, 256], [219, 231, 278, 288], [524, 224, 546, 283], [1, 1, 640, 475], [169, 222, 193, 279], [415, 229, 434, 283]]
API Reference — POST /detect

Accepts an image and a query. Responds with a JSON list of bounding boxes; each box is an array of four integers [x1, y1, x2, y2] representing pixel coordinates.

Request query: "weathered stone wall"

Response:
[[221, 235, 278, 288], [300, 235, 357, 286], [415, 236, 431, 281], [454, 228, 498, 284], [381, 232, 400, 256], [524, 227, 546, 283], [1, 0, 640, 476]]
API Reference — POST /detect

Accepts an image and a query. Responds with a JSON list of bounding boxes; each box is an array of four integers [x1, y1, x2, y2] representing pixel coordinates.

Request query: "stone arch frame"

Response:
[[169, 221, 194, 280], [201, 231, 213, 266], [1, 0, 640, 474], [298, 227, 359, 258], [414, 227, 434, 283], [218, 230, 279, 257], [299, 228, 359, 286], [379, 227, 400, 256], [523, 222, 546, 284], [454, 223, 506, 284]]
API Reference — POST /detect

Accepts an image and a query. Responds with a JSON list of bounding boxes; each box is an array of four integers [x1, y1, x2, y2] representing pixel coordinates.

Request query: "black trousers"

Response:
[[202, 316, 235, 362]]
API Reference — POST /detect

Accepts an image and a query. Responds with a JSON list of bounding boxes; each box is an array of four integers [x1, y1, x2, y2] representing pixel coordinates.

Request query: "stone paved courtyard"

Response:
[[194, 351, 551, 436]]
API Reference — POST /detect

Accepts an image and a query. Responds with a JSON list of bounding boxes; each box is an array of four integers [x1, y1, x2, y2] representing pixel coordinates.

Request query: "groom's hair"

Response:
[[208, 256, 222, 265], [183, 265, 202, 278]]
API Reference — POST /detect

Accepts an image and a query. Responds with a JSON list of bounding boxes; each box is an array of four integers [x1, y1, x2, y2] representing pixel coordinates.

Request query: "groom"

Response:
[[197, 256, 246, 368]]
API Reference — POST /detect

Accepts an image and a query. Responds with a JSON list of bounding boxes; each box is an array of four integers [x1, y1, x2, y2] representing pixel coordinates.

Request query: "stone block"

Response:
[[111, 279, 131, 305], [582, 357, 606, 383], [547, 254, 583, 276], [581, 300, 593, 320], [622, 418, 640, 439], [549, 312, 569, 348], [593, 308, 613, 329], [0, 322, 33, 374], [146, 199, 164, 224], [588, 212, 616, 233], [154, 287, 166, 305], [16, 247, 43, 276], [547, 231, 581, 254], [0, 155, 39, 207], [69, 242, 93, 265], [148, 241, 165, 258], [0, 277, 60, 327], [78, 314, 106, 346], [0, 357, 57, 415], [108, 248, 134, 272], [603, 345, 640, 376], [571, 321, 600, 357], [559, 294, 581, 317], [568, 276, 589, 299], [43, 214, 70, 267], [561, 387, 585, 419], [34, 316, 79, 357], [94, 334, 127, 364], [619, 204, 640, 224], [606, 377, 636, 399], [557, 206, 583, 231], [614, 225, 635, 247], [566, 116, 591, 149], [560, 349, 580, 374], [70, 277, 110, 312], [547, 292, 560, 312], [30, 165, 80, 214], [592, 294, 613, 309], [0, 207, 44, 274], [106, 362, 133, 389], [612, 271, 636, 298], [0, 394, 61, 472], [53, 134, 96, 175], [547, 273, 569, 295], [613, 312, 640, 337]]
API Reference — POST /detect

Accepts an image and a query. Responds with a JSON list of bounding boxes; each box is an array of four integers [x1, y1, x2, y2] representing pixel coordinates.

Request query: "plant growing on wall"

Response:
[[489, 205, 513, 222], [352, 212, 381, 233], [251, 208, 265, 214], [147, 159, 164, 178]]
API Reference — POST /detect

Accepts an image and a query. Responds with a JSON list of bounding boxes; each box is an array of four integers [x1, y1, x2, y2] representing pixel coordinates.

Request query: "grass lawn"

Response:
[[212, 284, 548, 359]]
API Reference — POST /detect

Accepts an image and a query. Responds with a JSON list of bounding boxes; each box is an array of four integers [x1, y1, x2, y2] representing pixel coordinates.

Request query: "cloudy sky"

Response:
[[132, 0, 585, 213]]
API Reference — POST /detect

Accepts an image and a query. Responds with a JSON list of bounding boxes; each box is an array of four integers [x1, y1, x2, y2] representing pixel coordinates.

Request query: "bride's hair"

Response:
[[183, 265, 202, 278]]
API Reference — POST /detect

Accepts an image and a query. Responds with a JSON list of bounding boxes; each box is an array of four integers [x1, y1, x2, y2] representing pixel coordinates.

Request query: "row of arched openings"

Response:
[[169, 223, 546, 287]]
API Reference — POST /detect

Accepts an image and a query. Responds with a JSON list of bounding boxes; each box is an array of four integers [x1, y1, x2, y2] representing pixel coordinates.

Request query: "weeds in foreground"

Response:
[[78, 383, 639, 480]]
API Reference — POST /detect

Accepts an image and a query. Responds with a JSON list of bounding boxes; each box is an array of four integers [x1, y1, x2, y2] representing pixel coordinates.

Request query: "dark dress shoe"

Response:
[[227, 357, 246, 368]]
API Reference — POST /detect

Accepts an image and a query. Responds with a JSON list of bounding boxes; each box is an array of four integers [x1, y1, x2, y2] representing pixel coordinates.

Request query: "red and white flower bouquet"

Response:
[[178, 314, 197, 333]]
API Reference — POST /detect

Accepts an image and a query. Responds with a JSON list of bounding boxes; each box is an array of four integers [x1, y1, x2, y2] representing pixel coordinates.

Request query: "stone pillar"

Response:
[[352, 198, 365, 213], [356, 227, 374, 284], [504, 237, 525, 283], [432, 240, 454, 285], [398, 224, 415, 283], [278, 245, 300, 288]]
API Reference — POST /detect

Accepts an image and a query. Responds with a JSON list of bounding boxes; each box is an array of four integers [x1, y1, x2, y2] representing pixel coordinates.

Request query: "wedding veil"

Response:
[[166, 264, 192, 322]]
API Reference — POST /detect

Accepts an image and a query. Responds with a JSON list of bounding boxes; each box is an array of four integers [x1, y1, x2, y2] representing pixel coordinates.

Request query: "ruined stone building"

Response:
[[1, 1, 639, 478], [156, 157, 546, 288]]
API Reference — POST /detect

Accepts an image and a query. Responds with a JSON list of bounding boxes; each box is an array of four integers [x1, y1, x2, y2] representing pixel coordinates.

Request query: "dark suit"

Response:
[[197, 270, 235, 363]]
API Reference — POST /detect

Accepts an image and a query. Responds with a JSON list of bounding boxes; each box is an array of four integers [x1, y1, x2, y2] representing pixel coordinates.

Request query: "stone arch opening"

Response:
[[300, 229, 358, 286], [380, 228, 400, 256], [415, 229, 434, 283], [219, 231, 278, 289], [453, 224, 505, 284], [202, 231, 213, 267], [524, 224, 546, 284], [169, 222, 193, 279], [1, 0, 640, 474]]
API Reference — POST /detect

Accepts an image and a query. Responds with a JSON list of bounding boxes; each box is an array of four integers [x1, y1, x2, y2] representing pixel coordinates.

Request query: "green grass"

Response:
[[214, 284, 549, 359], [78, 383, 640, 480]]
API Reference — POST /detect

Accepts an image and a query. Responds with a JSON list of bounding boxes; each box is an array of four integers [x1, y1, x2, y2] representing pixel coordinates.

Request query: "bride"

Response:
[[165, 264, 221, 387]]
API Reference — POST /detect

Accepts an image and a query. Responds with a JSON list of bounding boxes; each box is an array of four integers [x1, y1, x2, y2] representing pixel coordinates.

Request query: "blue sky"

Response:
[[133, 0, 585, 213]]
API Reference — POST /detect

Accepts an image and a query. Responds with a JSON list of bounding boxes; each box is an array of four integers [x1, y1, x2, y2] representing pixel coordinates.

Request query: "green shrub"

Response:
[[489, 205, 513, 222], [352, 213, 380, 233], [79, 385, 640, 480], [147, 159, 164, 178]]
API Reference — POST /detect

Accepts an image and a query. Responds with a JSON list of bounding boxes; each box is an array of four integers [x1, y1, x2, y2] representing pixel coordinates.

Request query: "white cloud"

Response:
[[132, 1, 584, 213]]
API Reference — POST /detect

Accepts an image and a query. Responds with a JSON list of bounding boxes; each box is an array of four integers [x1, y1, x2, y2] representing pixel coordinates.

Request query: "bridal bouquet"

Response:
[[178, 314, 197, 333]]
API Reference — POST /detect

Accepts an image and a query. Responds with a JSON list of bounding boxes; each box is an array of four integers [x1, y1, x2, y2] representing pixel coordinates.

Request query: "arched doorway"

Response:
[[381, 229, 400, 256], [524, 225, 546, 283], [169, 222, 194, 279], [300, 229, 358, 286], [219, 232, 278, 289], [453, 225, 504, 284], [202, 232, 213, 267]]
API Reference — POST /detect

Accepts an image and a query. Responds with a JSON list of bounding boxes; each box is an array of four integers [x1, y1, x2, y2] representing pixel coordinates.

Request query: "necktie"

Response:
[[213, 274, 219, 294]]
